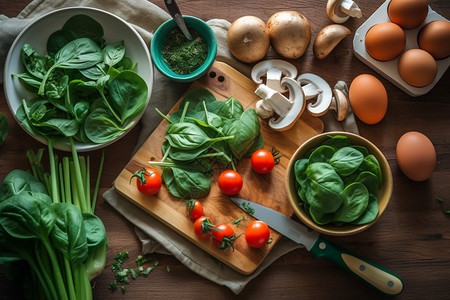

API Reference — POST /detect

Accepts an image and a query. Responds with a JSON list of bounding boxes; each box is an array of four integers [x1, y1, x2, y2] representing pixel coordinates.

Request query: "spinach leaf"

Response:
[[351, 194, 379, 225], [206, 96, 244, 120], [82, 212, 107, 250], [305, 162, 344, 213], [334, 182, 369, 223], [84, 107, 129, 143], [0, 193, 56, 240], [329, 147, 364, 177], [51, 203, 88, 264], [309, 145, 335, 164], [179, 88, 216, 111], [166, 122, 233, 150], [309, 206, 334, 225], [106, 70, 148, 125], [39, 38, 103, 95], [47, 29, 78, 57], [360, 154, 383, 186], [11, 72, 42, 90], [62, 14, 105, 46], [0, 113, 8, 147], [322, 134, 352, 150], [222, 108, 260, 160], [103, 40, 125, 67], [0, 170, 50, 203], [20, 44, 51, 79]]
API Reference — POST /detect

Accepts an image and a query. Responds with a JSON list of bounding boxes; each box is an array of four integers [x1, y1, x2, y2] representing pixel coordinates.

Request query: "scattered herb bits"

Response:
[[108, 252, 166, 293]]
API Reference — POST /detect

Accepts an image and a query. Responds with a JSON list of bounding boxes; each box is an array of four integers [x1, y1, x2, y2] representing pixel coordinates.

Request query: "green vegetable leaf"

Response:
[[329, 147, 364, 177], [334, 182, 369, 223]]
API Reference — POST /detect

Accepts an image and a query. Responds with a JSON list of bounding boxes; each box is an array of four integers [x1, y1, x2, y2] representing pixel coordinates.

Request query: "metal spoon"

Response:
[[164, 0, 192, 40]]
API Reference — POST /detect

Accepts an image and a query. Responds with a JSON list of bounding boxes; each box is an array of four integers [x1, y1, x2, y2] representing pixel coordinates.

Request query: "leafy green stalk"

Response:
[[69, 137, 88, 212], [47, 140, 60, 203]]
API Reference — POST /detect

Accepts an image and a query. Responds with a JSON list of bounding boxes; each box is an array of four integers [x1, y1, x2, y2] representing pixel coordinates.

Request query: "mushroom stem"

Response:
[[251, 60, 298, 93], [255, 84, 293, 117], [340, 0, 362, 18]]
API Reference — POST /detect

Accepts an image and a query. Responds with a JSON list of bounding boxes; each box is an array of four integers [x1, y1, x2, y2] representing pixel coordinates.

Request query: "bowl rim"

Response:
[[285, 131, 393, 236], [3, 6, 153, 152], [150, 15, 217, 82]]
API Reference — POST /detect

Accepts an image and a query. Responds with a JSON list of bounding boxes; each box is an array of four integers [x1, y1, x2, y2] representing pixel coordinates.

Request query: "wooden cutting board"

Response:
[[114, 61, 323, 275]]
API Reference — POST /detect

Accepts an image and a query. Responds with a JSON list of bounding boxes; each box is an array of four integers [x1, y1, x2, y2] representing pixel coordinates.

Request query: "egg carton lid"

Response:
[[353, 0, 450, 97]]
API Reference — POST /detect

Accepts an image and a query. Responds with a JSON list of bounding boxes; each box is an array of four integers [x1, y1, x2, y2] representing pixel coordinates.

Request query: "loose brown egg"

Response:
[[349, 74, 388, 125], [396, 131, 436, 181], [418, 20, 450, 59], [365, 22, 406, 61], [398, 49, 437, 87], [388, 0, 429, 30]]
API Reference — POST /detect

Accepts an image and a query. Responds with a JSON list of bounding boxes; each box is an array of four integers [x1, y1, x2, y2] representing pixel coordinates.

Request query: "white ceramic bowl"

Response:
[[3, 7, 153, 151]]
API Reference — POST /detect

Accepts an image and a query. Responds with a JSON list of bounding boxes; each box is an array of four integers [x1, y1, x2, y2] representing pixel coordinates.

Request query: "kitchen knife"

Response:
[[164, 0, 193, 40], [230, 197, 404, 296]]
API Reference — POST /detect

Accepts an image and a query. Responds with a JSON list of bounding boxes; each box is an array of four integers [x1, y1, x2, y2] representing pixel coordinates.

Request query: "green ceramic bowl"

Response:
[[151, 16, 217, 82]]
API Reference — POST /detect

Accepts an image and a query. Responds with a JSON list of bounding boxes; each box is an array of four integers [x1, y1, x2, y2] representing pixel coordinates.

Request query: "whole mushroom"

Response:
[[266, 11, 311, 59], [227, 16, 270, 63]]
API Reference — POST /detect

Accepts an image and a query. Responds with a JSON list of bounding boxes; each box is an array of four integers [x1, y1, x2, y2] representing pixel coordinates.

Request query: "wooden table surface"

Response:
[[1, 0, 449, 299]]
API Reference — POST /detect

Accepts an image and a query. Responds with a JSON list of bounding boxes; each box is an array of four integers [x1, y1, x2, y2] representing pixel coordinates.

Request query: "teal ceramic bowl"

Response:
[[151, 16, 217, 82]]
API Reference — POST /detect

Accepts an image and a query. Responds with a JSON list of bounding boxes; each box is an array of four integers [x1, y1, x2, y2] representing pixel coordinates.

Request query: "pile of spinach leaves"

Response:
[[12, 14, 148, 145], [0, 148, 107, 300], [149, 88, 263, 199], [294, 135, 383, 226]]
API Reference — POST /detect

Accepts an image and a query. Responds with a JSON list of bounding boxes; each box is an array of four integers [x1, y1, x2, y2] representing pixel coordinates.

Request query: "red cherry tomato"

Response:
[[185, 199, 203, 220], [131, 168, 162, 195], [211, 223, 239, 250], [245, 220, 270, 248], [218, 170, 243, 195], [251, 149, 275, 174], [194, 216, 214, 239]]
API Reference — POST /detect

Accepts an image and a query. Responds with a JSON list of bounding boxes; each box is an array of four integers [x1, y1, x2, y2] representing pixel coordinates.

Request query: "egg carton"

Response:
[[353, 0, 450, 97]]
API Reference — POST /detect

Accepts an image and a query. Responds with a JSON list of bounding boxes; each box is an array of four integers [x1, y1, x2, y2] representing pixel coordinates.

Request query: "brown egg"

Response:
[[388, 0, 429, 29], [418, 20, 450, 59], [398, 49, 437, 87], [365, 22, 406, 61], [396, 131, 436, 181], [349, 74, 388, 125]]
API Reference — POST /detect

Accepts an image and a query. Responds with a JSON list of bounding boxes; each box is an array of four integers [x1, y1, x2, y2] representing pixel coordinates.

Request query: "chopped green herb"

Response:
[[267, 237, 273, 244], [141, 267, 154, 276], [166, 266, 171, 272], [108, 252, 164, 293], [242, 201, 255, 215], [162, 28, 208, 75], [232, 216, 247, 226], [436, 197, 450, 214]]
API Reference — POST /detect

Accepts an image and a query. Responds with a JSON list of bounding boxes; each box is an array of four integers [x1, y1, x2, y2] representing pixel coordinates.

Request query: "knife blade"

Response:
[[164, 0, 193, 40], [231, 197, 404, 296]]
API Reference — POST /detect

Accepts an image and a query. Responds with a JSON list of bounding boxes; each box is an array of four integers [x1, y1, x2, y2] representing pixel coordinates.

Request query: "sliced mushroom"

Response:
[[297, 73, 332, 116], [254, 77, 305, 131], [251, 59, 298, 93], [326, 0, 362, 24], [297, 74, 348, 121], [329, 88, 348, 121], [313, 24, 351, 60]]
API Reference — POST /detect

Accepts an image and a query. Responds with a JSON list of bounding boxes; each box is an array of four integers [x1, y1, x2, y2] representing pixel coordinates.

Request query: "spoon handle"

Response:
[[164, 0, 192, 40]]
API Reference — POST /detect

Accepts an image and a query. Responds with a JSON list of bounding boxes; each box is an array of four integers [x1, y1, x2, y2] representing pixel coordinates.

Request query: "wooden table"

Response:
[[1, 0, 449, 299]]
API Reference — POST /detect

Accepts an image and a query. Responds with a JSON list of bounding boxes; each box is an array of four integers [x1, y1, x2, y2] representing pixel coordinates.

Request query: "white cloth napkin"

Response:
[[0, 0, 358, 294]]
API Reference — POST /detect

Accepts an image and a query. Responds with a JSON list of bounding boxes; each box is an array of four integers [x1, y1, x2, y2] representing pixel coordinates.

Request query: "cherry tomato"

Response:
[[185, 199, 203, 220], [218, 170, 243, 195], [245, 220, 270, 248], [211, 223, 239, 250], [131, 168, 162, 195], [194, 216, 214, 239], [251, 149, 275, 174]]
